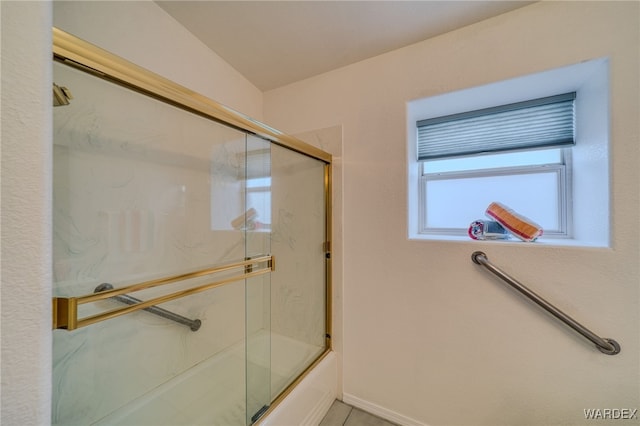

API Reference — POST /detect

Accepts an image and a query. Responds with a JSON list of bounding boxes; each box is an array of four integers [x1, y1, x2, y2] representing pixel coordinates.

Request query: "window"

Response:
[[421, 148, 570, 236], [246, 176, 271, 229], [417, 93, 575, 237], [407, 58, 610, 246]]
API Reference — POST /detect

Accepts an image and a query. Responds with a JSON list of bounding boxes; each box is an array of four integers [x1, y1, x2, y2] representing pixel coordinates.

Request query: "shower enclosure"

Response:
[[51, 29, 331, 425]]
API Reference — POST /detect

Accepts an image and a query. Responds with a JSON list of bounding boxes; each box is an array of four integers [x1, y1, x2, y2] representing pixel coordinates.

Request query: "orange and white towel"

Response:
[[485, 202, 543, 242]]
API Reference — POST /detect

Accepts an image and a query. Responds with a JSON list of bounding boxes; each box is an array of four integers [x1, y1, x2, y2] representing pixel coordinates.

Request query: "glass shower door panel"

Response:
[[244, 136, 272, 424], [270, 144, 327, 398], [53, 61, 251, 425]]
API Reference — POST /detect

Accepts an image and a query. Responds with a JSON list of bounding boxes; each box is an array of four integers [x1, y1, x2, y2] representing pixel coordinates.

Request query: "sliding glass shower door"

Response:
[[52, 59, 274, 424], [269, 144, 328, 398], [244, 135, 272, 424], [52, 29, 331, 425]]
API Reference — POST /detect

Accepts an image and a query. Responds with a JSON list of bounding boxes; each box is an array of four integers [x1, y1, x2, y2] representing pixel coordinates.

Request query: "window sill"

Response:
[[408, 233, 608, 248]]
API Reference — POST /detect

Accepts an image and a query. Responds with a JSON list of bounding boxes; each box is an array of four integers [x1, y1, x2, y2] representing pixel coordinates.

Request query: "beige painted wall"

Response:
[[1, 2, 53, 425], [264, 2, 639, 425]]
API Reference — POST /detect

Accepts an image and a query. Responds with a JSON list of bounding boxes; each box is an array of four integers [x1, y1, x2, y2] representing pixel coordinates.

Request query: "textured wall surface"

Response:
[[1, 2, 53, 425]]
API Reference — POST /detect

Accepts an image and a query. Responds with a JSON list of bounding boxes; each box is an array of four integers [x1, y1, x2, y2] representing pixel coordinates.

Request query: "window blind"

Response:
[[417, 92, 576, 161], [237, 148, 271, 180]]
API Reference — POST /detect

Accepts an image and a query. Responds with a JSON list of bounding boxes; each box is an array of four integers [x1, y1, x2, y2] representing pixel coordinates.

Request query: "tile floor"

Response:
[[319, 400, 399, 426]]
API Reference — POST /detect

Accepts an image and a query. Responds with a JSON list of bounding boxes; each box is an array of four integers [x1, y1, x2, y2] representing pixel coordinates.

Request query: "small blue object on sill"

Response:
[[468, 220, 510, 240]]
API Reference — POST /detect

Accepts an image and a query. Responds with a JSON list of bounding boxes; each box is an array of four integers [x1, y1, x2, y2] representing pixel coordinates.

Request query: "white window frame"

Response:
[[245, 177, 272, 230], [418, 149, 572, 237], [407, 58, 610, 247]]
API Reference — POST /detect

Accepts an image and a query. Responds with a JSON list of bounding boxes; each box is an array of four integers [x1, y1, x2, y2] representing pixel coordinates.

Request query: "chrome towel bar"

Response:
[[471, 251, 620, 355], [94, 283, 201, 331]]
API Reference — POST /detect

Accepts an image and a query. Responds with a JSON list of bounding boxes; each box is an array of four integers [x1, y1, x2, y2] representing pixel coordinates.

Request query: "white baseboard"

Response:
[[342, 393, 428, 426]]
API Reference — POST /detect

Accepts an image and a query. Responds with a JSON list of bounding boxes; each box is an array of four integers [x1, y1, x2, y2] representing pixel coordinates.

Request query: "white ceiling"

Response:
[[156, 1, 534, 91]]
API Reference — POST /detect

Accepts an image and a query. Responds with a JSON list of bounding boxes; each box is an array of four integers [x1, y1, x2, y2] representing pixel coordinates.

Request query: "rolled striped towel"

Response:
[[231, 208, 258, 230], [485, 202, 543, 242]]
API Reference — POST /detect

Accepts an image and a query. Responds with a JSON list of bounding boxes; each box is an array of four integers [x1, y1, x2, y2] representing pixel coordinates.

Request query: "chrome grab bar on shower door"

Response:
[[471, 251, 620, 355], [94, 283, 202, 331]]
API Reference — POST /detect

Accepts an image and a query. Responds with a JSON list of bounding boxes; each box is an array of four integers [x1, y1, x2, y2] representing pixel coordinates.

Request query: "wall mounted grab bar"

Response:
[[94, 283, 201, 331], [471, 251, 620, 355], [53, 255, 274, 331]]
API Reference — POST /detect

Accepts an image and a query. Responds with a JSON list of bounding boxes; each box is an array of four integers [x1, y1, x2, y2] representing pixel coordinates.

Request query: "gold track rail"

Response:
[[53, 28, 331, 164], [53, 256, 274, 331]]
